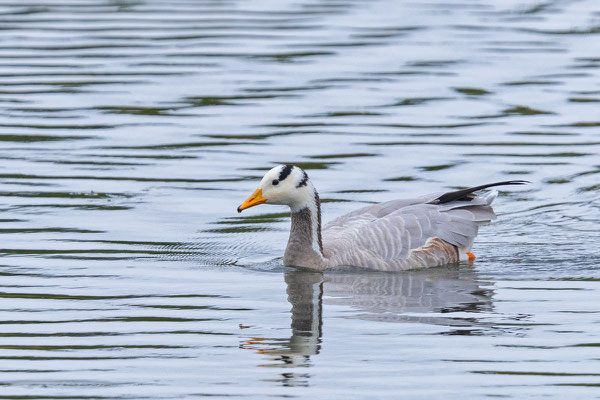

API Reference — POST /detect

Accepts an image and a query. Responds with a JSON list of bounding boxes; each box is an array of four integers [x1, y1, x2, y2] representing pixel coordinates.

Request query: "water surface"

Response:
[[0, 0, 599, 398]]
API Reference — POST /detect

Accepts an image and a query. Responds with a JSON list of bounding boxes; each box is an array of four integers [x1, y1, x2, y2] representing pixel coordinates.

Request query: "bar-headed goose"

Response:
[[237, 165, 526, 271]]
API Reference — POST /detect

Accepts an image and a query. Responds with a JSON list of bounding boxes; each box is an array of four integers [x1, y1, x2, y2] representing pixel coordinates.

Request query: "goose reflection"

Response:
[[323, 267, 494, 326], [242, 266, 494, 386]]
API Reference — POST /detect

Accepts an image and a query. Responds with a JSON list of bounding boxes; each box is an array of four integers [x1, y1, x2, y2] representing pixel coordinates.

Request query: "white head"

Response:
[[238, 165, 314, 213]]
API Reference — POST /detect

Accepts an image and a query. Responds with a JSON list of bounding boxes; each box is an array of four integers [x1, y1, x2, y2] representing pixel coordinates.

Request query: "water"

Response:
[[0, 0, 599, 398]]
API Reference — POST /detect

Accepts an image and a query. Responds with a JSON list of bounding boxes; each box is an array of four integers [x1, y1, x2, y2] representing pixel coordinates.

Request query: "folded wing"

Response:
[[323, 181, 526, 270]]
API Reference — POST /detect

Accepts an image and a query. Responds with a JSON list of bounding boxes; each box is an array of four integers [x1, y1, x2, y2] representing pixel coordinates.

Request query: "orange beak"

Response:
[[237, 188, 267, 213]]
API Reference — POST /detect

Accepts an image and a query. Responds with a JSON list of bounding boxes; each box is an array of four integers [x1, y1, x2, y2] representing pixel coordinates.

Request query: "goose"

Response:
[[237, 165, 526, 271]]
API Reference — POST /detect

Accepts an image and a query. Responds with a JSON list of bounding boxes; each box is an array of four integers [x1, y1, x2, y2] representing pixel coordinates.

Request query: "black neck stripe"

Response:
[[314, 191, 323, 253], [278, 164, 294, 181]]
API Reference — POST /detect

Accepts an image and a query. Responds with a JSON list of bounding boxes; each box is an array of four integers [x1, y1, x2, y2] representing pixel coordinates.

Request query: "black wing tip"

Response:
[[496, 180, 530, 185], [430, 180, 530, 205]]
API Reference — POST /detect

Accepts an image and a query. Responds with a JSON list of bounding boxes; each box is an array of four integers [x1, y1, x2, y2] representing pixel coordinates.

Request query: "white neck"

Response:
[[306, 190, 323, 256]]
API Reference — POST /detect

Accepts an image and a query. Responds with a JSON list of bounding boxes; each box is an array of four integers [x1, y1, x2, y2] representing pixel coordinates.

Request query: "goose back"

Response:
[[322, 191, 499, 271]]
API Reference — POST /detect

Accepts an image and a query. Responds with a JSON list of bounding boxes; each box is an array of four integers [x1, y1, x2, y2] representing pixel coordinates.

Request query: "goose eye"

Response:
[[272, 179, 279, 186]]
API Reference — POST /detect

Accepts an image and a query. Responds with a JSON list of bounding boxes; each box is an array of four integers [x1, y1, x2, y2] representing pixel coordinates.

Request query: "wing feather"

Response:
[[322, 190, 501, 270]]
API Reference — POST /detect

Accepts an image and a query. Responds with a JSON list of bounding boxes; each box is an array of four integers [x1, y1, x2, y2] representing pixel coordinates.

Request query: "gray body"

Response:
[[284, 190, 498, 271]]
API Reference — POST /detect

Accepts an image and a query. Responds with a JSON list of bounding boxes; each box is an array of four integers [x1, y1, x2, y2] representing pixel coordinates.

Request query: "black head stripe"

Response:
[[296, 170, 309, 188], [278, 164, 294, 182]]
